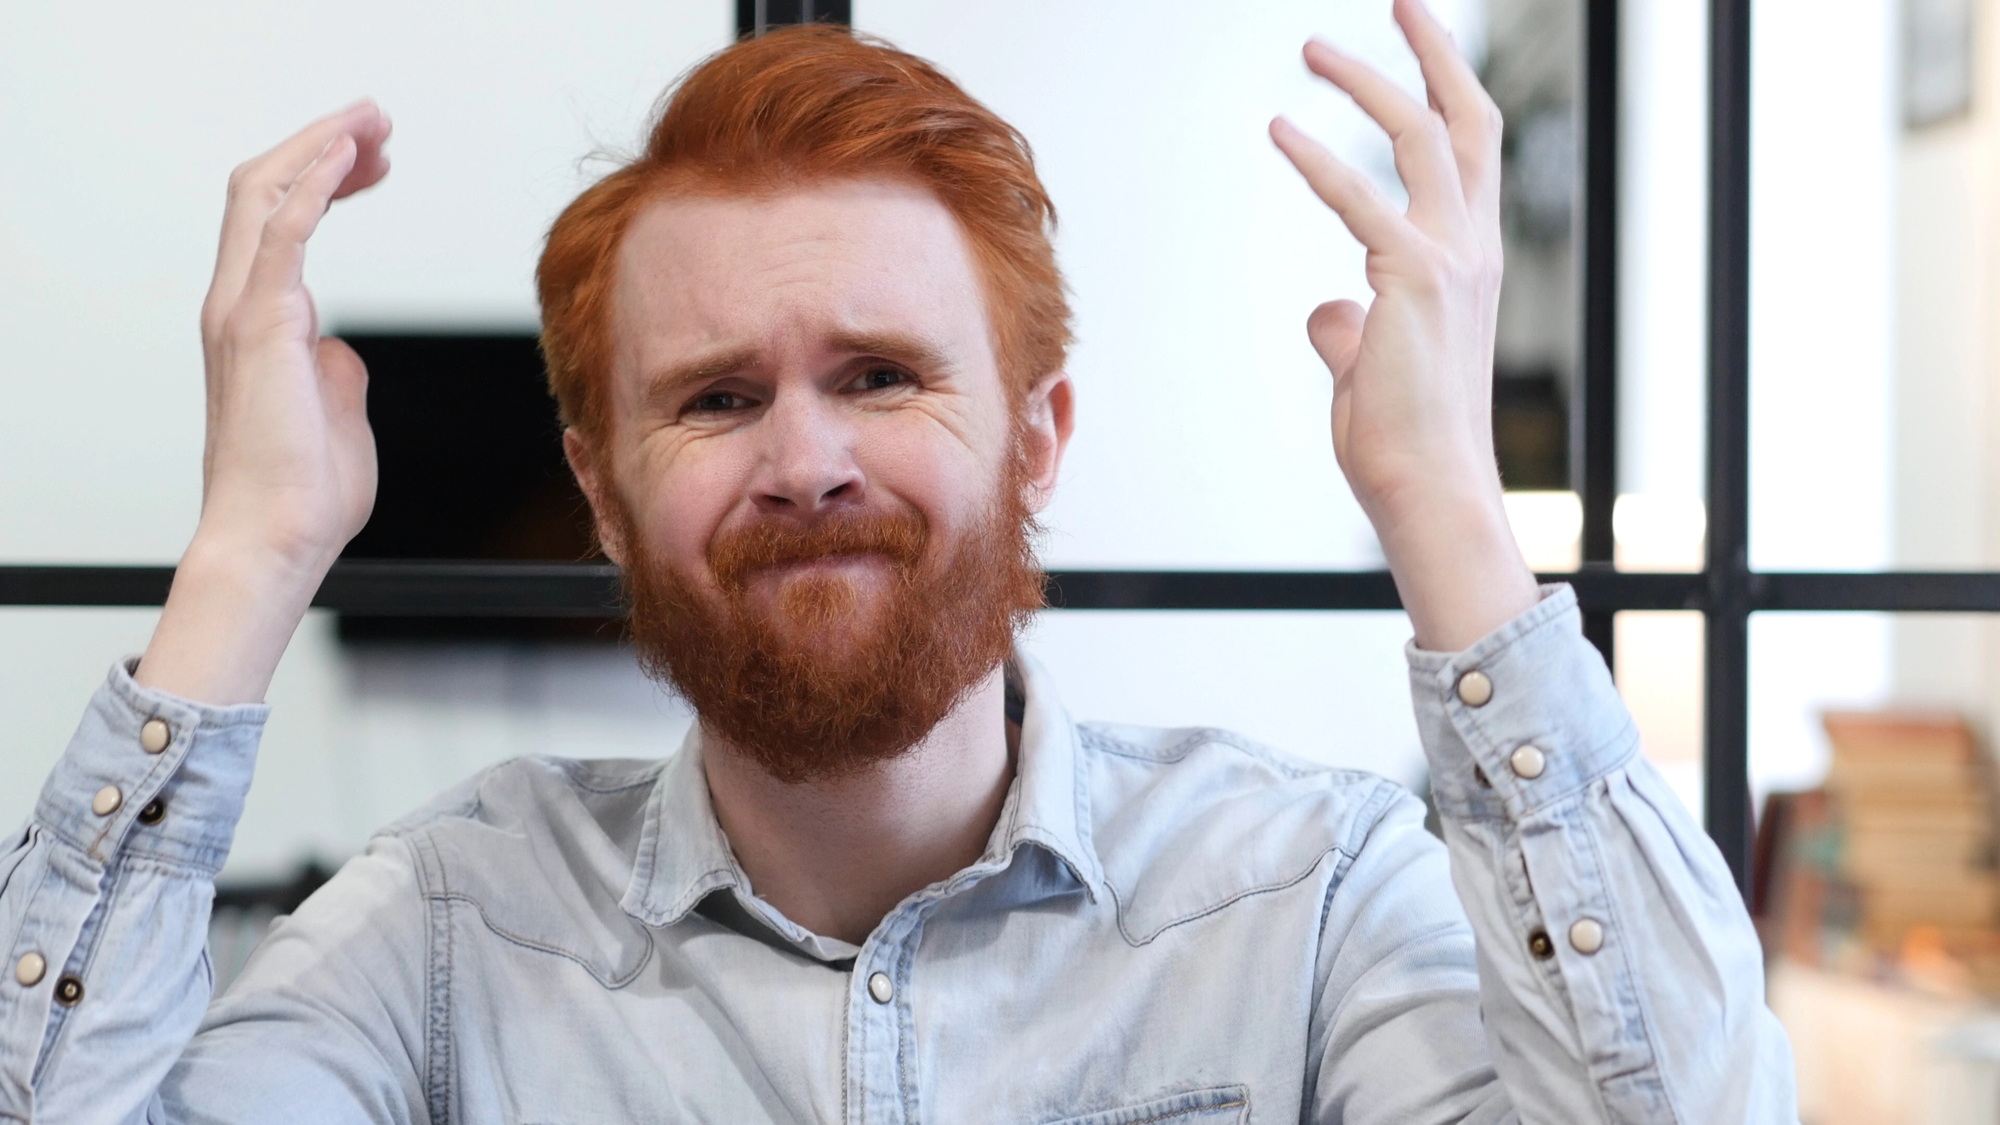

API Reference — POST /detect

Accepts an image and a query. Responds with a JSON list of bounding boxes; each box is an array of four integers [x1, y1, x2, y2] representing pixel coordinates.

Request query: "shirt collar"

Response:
[[620, 647, 1104, 934]]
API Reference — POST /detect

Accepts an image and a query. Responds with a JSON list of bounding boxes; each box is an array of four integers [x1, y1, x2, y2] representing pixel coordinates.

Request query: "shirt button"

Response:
[[14, 952, 46, 987], [53, 975, 84, 1007], [1510, 744, 1547, 779], [139, 718, 171, 754], [1569, 918, 1606, 955], [1455, 670, 1494, 707], [1527, 930, 1555, 960], [867, 971, 894, 1004], [137, 798, 166, 826], [91, 785, 123, 817]]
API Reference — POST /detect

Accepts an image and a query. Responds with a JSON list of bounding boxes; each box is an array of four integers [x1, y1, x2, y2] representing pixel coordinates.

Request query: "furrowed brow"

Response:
[[640, 348, 757, 410], [831, 331, 959, 376]]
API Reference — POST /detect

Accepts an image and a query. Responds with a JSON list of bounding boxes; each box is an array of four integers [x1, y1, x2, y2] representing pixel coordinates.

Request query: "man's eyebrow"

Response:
[[639, 332, 960, 408], [829, 331, 959, 375], [640, 348, 758, 407]]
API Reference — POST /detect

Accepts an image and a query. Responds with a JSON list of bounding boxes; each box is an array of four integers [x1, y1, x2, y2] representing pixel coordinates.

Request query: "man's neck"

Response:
[[700, 666, 1015, 946]]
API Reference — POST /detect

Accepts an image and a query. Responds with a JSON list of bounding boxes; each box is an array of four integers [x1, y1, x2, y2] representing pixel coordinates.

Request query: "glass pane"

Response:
[[1616, 610, 1705, 816], [1026, 611, 1424, 786], [1749, 611, 2000, 1121], [1615, 0, 1710, 572], [1747, 0, 2000, 571]]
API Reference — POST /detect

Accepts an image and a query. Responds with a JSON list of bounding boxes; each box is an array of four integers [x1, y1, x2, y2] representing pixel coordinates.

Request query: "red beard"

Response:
[[613, 448, 1045, 784]]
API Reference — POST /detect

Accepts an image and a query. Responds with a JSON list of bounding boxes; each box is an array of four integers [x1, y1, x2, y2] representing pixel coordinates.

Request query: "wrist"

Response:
[[1368, 484, 1540, 653], [132, 529, 332, 705], [182, 520, 341, 597]]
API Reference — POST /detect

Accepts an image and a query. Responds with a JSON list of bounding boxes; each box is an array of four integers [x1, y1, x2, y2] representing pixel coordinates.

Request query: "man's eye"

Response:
[[852, 367, 910, 392], [688, 391, 750, 413]]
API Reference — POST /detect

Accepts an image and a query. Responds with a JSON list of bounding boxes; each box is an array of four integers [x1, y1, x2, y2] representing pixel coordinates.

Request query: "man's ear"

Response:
[[563, 427, 628, 567], [1019, 370, 1074, 515]]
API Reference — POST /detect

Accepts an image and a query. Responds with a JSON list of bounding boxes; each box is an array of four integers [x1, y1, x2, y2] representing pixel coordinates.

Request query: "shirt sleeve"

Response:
[[0, 659, 266, 1123], [1397, 584, 1796, 1122]]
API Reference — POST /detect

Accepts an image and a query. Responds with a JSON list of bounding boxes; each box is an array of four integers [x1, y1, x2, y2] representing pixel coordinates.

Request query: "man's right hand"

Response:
[[134, 103, 392, 706]]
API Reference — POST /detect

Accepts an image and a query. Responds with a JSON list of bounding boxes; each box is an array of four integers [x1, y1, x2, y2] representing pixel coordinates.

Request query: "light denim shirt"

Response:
[[0, 587, 1796, 1122]]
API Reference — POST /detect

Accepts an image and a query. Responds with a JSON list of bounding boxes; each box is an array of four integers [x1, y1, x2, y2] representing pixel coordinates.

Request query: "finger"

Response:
[[1302, 40, 1467, 234], [234, 135, 359, 328], [1393, 0, 1503, 208], [204, 101, 391, 341], [1306, 300, 1366, 386], [1270, 116, 1412, 253]]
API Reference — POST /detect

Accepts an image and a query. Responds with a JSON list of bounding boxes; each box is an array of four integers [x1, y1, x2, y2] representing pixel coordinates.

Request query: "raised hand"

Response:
[[198, 101, 392, 568], [135, 103, 392, 704], [1271, 0, 1538, 651]]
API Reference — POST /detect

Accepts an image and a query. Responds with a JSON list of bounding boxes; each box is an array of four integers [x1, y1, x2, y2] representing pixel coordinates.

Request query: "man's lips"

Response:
[[750, 553, 896, 580]]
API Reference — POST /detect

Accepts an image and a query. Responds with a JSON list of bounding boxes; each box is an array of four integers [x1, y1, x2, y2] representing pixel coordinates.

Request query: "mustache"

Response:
[[708, 509, 929, 591]]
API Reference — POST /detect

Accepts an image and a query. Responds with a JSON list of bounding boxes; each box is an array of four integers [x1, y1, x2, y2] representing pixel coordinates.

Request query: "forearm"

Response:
[[134, 528, 330, 706], [0, 664, 267, 1121], [1370, 483, 1539, 654], [1410, 588, 1797, 1121]]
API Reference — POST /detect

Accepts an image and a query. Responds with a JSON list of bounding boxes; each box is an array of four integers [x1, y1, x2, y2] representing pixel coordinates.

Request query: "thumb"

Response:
[[317, 336, 371, 418], [1305, 299, 1366, 388]]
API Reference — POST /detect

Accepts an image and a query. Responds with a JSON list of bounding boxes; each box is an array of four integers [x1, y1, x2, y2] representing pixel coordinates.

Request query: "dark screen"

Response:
[[335, 333, 611, 641], [340, 333, 600, 564]]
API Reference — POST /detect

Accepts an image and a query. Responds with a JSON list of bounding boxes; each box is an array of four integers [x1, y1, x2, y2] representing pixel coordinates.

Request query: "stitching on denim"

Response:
[[1110, 845, 1347, 947], [548, 756, 672, 794], [661, 868, 741, 925], [1575, 779, 1683, 1124], [1045, 1087, 1249, 1125], [25, 855, 86, 1086], [71, 733, 182, 864], [1455, 696, 1641, 815], [434, 891, 655, 989], [1083, 726, 1373, 792], [1122, 1098, 1246, 1125], [422, 833, 454, 1125]]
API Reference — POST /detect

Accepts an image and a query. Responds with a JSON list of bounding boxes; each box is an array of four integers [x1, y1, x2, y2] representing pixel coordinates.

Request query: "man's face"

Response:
[[567, 177, 1070, 779]]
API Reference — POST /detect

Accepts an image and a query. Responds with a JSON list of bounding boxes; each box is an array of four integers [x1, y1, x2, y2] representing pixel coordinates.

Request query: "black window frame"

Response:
[[2, 0, 1980, 898]]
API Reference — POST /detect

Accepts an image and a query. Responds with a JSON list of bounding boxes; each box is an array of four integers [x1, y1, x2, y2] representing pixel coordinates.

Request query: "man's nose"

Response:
[[751, 392, 865, 515]]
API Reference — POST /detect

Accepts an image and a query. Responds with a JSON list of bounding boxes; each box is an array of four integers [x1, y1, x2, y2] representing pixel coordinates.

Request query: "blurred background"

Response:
[[2, 1, 1997, 1119]]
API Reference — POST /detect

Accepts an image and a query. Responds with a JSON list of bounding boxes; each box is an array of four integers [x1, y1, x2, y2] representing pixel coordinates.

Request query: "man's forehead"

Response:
[[609, 179, 994, 368]]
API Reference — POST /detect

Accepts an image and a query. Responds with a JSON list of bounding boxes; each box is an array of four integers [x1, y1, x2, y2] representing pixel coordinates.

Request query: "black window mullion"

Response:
[[1705, 0, 1756, 896], [1577, 0, 1622, 667]]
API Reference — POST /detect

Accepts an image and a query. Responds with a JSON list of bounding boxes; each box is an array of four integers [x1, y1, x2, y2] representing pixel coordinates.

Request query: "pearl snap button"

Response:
[[139, 718, 171, 754], [91, 786, 123, 817], [1569, 918, 1605, 955], [867, 972, 894, 1004], [14, 952, 45, 987], [1510, 744, 1547, 779], [1455, 670, 1493, 707]]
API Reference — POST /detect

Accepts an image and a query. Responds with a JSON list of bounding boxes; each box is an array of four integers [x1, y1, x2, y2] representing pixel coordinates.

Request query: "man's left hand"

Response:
[[1271, 0, 1540, 652]]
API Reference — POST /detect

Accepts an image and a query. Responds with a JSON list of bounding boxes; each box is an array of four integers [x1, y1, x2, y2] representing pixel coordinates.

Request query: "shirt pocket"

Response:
[[1039, 1084, 1249, 1125]]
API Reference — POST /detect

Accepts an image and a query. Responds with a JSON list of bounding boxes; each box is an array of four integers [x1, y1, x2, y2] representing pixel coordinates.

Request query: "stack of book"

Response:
[[1821, 712, 2000, 959]]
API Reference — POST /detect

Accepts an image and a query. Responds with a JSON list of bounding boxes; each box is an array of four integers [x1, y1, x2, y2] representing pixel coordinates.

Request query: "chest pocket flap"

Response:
[[1040, 1084, 1249, 1125]]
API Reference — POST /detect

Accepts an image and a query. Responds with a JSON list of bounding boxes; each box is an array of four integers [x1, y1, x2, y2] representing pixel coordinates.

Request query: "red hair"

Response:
[[536, 24, 1072, 445]]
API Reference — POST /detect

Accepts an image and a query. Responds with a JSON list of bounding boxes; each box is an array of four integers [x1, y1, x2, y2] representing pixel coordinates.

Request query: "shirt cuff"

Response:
[[32, 659, 269, 875], [1406, 584, 1641, 821]]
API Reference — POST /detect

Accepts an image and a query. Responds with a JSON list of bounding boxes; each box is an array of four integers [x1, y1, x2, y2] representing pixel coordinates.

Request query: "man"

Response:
[[1, 6, 1796, 1122]]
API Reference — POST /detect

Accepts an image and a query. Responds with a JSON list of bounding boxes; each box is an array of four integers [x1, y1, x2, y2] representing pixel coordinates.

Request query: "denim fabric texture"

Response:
[[0, 586, 1797, 1123]]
